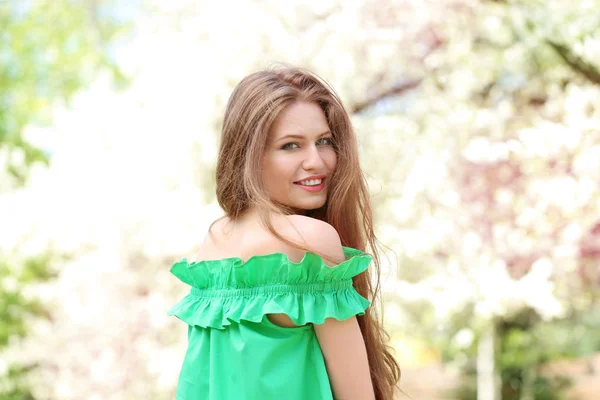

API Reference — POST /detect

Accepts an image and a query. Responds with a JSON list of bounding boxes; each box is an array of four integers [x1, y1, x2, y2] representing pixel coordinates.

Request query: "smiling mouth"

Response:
[[294, 177, 324, 187], [294, 177, 326, 193]]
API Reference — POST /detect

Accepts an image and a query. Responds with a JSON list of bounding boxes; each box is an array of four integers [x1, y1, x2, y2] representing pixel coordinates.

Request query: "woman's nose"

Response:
[[302, 145, 326, 170]]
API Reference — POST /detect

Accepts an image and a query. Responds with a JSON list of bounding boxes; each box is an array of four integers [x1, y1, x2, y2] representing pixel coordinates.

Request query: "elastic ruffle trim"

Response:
[[167, 247, 371, 329]]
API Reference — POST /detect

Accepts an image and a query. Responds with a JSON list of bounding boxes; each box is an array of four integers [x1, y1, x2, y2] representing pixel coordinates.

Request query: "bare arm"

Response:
[[275, 216, 376, 398], [315, 317, 375, 400], [283, 216, 375, 399]]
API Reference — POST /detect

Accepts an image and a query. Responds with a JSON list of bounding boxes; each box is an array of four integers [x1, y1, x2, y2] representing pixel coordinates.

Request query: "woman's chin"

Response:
[[274, 193, 328, 213], [292, 199, 327, 212]]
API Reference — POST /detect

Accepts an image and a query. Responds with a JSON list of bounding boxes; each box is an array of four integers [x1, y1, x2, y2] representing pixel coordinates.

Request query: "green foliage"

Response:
[[0, 250, 62, 399], [0, 0, 128, 187], [0, 364, 36, 400], [447, 307, 600, 399], [0, 1, 128, 398], [0, 252, 58, 347]]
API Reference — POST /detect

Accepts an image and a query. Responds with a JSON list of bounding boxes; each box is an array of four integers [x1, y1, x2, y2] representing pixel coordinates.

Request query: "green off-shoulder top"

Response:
[[167, 246, 372, 400]]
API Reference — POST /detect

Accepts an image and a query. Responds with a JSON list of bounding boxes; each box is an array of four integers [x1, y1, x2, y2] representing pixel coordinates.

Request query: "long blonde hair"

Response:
[[214, 66, 400, 399]]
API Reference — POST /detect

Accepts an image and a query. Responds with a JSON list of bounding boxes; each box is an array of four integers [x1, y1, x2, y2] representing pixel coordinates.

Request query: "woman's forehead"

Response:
[[270, 101, 329, 140]]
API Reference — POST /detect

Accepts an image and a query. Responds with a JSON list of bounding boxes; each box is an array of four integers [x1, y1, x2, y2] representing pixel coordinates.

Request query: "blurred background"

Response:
[[1, 0, 599, 399]]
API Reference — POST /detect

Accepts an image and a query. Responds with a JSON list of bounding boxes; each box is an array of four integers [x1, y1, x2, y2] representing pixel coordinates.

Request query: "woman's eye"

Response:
[[281, 142, 299, 150], [317, 137, 333, 146]]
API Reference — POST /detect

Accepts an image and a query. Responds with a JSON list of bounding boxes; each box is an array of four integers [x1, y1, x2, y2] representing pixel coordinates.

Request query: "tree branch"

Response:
[[350, 78, 423, 114], [349, 24, 443, 115], [546, 39, 600, 85]]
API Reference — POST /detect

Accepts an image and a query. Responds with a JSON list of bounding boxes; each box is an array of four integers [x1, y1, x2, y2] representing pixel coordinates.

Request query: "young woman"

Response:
[[168, 66, 400, 399]]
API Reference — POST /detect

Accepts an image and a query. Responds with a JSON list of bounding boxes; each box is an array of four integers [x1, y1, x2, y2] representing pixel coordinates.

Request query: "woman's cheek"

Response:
[[326, 150, 337, 170]]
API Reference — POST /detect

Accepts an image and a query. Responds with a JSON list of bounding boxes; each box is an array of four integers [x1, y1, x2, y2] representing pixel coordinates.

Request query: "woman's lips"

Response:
[[294, 179, 325, 193]]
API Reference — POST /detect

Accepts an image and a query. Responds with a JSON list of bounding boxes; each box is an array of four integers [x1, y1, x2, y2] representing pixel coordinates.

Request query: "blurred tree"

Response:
[[361, 0, 600, 398], [0, 0, 127, 398], [0, 0, 126, 188]]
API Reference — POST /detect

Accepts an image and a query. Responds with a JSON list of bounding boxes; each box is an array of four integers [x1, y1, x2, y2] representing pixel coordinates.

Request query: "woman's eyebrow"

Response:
[[276, 131, 331, 143]]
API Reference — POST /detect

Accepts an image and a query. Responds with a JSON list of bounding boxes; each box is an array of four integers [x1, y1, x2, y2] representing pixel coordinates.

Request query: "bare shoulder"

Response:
[[275, 214, 345, 266], [194, 216, 230, 261], [193, 214, 345, 265], [283, 215, 341, 244]]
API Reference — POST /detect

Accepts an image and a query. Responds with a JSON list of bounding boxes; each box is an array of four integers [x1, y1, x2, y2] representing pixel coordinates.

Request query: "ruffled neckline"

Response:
[[169, 246, 371, 289], [176, 246, 367, 269], [167, 246, 372, 329]]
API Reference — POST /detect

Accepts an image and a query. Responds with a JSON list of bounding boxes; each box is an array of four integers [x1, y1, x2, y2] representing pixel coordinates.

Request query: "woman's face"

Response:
[[262, 100, 337, 212]]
